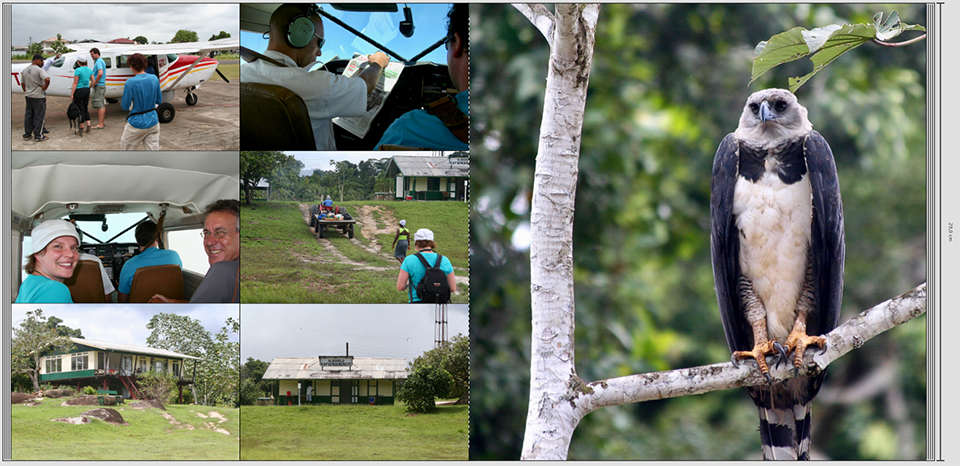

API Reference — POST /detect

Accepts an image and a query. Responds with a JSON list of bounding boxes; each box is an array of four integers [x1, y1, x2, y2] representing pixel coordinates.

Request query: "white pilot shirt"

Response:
[[241, 50, 367, 151]]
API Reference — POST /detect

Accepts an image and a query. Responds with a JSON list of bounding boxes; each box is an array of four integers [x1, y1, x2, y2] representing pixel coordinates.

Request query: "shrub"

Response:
[[396, 364, 453, 413]]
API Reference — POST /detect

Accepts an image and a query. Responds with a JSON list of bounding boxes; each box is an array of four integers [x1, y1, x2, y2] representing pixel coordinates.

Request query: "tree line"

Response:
[[241, 151, 393, 204], [22, 29, 232, 56]]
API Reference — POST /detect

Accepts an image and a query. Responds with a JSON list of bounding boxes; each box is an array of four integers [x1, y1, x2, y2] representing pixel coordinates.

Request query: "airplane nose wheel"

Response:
[[156, 102, 176, 123], [185, 93, 198, 106]]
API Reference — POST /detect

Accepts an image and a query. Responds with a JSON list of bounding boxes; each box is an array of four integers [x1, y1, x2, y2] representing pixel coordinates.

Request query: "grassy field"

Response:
[[240, 200, 469, 303], [11, 399, 239, 460], [239, 403, 468, 460], [211, 63, 239, 82]]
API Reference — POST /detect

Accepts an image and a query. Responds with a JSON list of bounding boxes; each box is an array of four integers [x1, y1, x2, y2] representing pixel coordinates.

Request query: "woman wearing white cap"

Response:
[[391, 219, 410, 264], [15, 219, 81, 303], [70, 54, 94, 135], [396, 228, 457, 303]]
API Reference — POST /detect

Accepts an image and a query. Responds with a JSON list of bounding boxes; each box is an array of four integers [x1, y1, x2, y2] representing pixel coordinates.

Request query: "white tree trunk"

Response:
[[519, 4, 600, 461]]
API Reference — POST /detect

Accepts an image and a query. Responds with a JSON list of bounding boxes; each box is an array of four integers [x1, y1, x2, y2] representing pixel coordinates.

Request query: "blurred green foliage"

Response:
[[469, 4, 926, 460]]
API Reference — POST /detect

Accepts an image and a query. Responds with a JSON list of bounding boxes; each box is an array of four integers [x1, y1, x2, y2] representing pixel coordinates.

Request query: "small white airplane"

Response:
[[11, 37, 238, 123]]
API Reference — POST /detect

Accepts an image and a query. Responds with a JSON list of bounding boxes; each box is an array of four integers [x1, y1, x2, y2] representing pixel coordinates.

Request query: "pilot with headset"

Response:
[[242, 3, 390, 151]]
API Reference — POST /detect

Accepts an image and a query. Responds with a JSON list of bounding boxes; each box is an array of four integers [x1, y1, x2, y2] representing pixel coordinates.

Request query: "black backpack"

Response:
[[412, 252, 450, 303]]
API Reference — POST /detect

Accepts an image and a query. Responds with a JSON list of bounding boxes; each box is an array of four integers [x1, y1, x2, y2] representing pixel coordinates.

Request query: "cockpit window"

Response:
[[239, 3, 451, 67], [117, 55, 128, 68], [167, 54, 179, 63], [51, 57, 66, 68]]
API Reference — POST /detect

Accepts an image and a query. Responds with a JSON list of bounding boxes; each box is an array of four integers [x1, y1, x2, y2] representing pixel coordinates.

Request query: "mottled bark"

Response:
[[519, 3, 600, 461]]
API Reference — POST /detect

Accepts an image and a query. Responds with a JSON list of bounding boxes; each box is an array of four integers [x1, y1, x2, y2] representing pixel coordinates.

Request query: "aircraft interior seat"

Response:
[[128, 264, 184, 303], [63, 260, 107, 303], [240, 82, 316, 150]]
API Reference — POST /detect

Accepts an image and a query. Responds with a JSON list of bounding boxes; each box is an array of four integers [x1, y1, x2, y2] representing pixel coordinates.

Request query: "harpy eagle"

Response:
[[710, 89, 844, 460]]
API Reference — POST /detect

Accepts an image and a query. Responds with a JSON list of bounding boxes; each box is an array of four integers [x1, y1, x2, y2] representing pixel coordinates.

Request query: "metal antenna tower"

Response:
[[435, 303, 448, 347]]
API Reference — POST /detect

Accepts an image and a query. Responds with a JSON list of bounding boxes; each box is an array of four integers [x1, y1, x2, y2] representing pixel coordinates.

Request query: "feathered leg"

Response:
[[731, 276, 787, 380], [784, 259, 827, 372]]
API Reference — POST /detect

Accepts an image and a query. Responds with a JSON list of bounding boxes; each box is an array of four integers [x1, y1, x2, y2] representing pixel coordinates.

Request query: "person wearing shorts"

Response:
[[90, 47, 107, 129]]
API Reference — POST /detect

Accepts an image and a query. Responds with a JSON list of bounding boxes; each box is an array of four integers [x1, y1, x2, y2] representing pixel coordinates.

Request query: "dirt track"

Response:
[[297, 203, 469, 286], [11, 80, 238, 151]]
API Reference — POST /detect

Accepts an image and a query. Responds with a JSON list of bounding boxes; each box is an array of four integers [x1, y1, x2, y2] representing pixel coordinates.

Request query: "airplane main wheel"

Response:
[[185, 93, 198, 106], [106, 98, 119, 104], [157, 102, 176, 123]]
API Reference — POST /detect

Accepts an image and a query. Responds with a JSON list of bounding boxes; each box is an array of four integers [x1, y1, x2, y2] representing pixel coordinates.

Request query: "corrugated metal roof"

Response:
[[70, 337, 201, 360], [390, 155, 469, 178], [263, 357, 408, 380]]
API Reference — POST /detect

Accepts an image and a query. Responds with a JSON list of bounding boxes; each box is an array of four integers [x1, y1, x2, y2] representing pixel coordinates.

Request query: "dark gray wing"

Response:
[[804, 131, 844, 337], [711, 133, 752, 353]]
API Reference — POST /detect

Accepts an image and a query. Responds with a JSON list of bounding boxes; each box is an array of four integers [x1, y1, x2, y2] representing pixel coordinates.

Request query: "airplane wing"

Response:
[[87, 38, 239, 57]]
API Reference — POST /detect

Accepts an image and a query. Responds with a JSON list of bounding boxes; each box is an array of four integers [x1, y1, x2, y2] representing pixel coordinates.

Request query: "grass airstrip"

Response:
[[240, 402, 468, 460], [240, 200, 469, 303]]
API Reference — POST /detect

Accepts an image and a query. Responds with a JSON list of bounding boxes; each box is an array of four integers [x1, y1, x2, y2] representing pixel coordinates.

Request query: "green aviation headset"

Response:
[[286, 4, 325, 49]]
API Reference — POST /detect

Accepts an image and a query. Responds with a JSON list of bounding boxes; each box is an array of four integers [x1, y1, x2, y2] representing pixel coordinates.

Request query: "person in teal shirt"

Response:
[[15, 219, 80, 304], [396, 228, 457, 303], [70, 54, 94, 135], [117, 220, 183, 302], [375, 4, 468, 151]]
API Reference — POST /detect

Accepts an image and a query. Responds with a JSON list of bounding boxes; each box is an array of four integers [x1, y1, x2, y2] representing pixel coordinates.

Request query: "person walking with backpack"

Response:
[[396, 229, 456, 303], [391, 219, 410, 264]]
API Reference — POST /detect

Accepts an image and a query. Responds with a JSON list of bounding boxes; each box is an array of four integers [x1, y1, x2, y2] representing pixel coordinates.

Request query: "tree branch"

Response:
[[872, 34, 926, 47], [572, 282, 926, 415], [513, 4, 555, 45]]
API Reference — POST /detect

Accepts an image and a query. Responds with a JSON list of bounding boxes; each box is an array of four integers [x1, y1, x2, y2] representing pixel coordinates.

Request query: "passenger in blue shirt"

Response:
[[118, 220, 183, 302], [120, 53, 163, 150], [396, 228, 457, 303], [15, 219, 81, 304], [375, 4, 468, 151]]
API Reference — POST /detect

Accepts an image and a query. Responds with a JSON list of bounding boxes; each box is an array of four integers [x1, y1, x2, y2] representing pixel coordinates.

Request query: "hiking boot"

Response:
[[86, 126, 91, 134]]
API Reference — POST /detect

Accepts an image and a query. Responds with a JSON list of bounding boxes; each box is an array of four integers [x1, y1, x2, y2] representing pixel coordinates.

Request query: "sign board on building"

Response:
[[318, 356, 354, 367], [448, 155, 469, 167]]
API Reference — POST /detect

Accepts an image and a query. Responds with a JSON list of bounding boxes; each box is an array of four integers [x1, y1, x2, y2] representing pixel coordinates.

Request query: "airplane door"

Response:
[[158, 55, 169, 88]]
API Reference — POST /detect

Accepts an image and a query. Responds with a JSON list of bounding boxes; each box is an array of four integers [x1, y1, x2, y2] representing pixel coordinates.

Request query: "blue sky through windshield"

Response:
[[240, 3, 452, 67]]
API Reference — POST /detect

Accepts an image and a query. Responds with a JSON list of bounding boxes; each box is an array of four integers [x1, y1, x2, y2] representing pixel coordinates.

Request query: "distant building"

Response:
[[385, 152, 469, 201], [39, 337, 199, 401], [263, 357, 407, 405], [108, 38, 137, 45]]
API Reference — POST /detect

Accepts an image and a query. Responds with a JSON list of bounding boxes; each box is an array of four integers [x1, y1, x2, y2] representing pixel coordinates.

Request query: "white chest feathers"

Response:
[[733, 168, 812, 341]]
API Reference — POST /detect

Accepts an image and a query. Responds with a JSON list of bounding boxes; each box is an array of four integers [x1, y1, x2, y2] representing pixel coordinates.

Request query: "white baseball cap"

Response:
[[414, 228, 434, 242], [31, 219, 80, 253]]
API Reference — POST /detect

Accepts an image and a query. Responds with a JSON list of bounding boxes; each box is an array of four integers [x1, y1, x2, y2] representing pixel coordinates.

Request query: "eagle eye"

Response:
[[749, 103, 759, 114], [774, 100, 787, 112]]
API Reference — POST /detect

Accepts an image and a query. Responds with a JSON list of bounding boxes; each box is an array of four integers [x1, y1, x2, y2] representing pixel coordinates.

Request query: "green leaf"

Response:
[[788, 23, 877, 91], [752, 11, 926, 92], [749, 27, 808, 85]]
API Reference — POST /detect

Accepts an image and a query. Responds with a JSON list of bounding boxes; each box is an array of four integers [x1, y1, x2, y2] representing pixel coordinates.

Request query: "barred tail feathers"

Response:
[[758, 403, 812, 460]]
